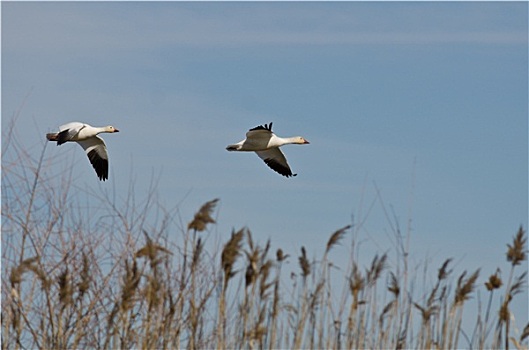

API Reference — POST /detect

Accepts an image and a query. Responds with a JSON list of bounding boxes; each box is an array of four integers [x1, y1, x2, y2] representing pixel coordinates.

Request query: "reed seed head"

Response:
[[260, 279, 274, 299], [221, 228, 245, 283], [298, 246, 311, 277], [58, 267, 73, 307], [454, 269, 480, 305], [414, 302, 439, 323], [243, 239, 259, 284], [188, 198, 219, 232], [136, 230, 172, 267], [506, 226, 527, 266], [10, 265, 25, 286], [10, 257, 45, 287], [276, 249, 289, 262], [121, 258, 140, 311], [260, 259, 273, 286], [499, 299, 511, 322], [325, 225, 350, 254], [245, 259, 258, 288], [387, 272, 400, 298], [349, 262, 364, 296], [367, 253, 387, 285], [78, 251, 91, 296], [438, 258, 453, 280], [485, 269, 502, 291]]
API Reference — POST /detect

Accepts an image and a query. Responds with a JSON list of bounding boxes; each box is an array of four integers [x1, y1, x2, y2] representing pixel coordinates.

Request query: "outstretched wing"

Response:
[[246, 122, 273, 138], [76, 136, 109, 181], [255, 148, 296, 178], [248, 122, 273, 132], [237, 122, 274, 150]]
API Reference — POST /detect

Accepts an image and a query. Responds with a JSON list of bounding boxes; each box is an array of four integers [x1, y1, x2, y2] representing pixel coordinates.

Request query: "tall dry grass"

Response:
[[2, 116, 528, 349]]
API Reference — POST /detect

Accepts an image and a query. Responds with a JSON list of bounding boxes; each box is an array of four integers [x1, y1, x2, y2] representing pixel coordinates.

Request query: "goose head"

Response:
[[105, 126, 120, 133], [295, 137, 309, 144]]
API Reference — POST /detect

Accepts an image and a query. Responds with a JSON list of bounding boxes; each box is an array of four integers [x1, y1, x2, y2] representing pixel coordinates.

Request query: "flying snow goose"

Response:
[[46, 122, 119, 181], [226, 122, 309, 177]]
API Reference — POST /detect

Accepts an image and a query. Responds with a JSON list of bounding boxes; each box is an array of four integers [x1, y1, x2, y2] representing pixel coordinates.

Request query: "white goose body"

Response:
[[226, 122, 309, 177], [46, 122, 119, 181]]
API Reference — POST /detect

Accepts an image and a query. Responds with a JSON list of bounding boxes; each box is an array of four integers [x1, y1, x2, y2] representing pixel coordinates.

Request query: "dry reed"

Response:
[[2, 117, 528, 350]]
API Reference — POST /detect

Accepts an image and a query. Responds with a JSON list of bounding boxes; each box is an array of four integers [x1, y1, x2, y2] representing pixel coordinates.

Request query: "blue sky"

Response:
[[3, 1, 528, 328]]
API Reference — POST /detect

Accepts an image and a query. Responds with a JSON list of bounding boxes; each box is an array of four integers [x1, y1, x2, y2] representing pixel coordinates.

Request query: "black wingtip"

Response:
[[249, 122, 274, 132], [87, 149, 109, 181], [263, 157, 297, 178]]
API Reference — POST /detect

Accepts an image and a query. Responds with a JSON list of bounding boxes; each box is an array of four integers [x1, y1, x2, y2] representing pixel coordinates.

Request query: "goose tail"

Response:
[[46, 133, 59, 142], [226, 144, 241, 151]]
